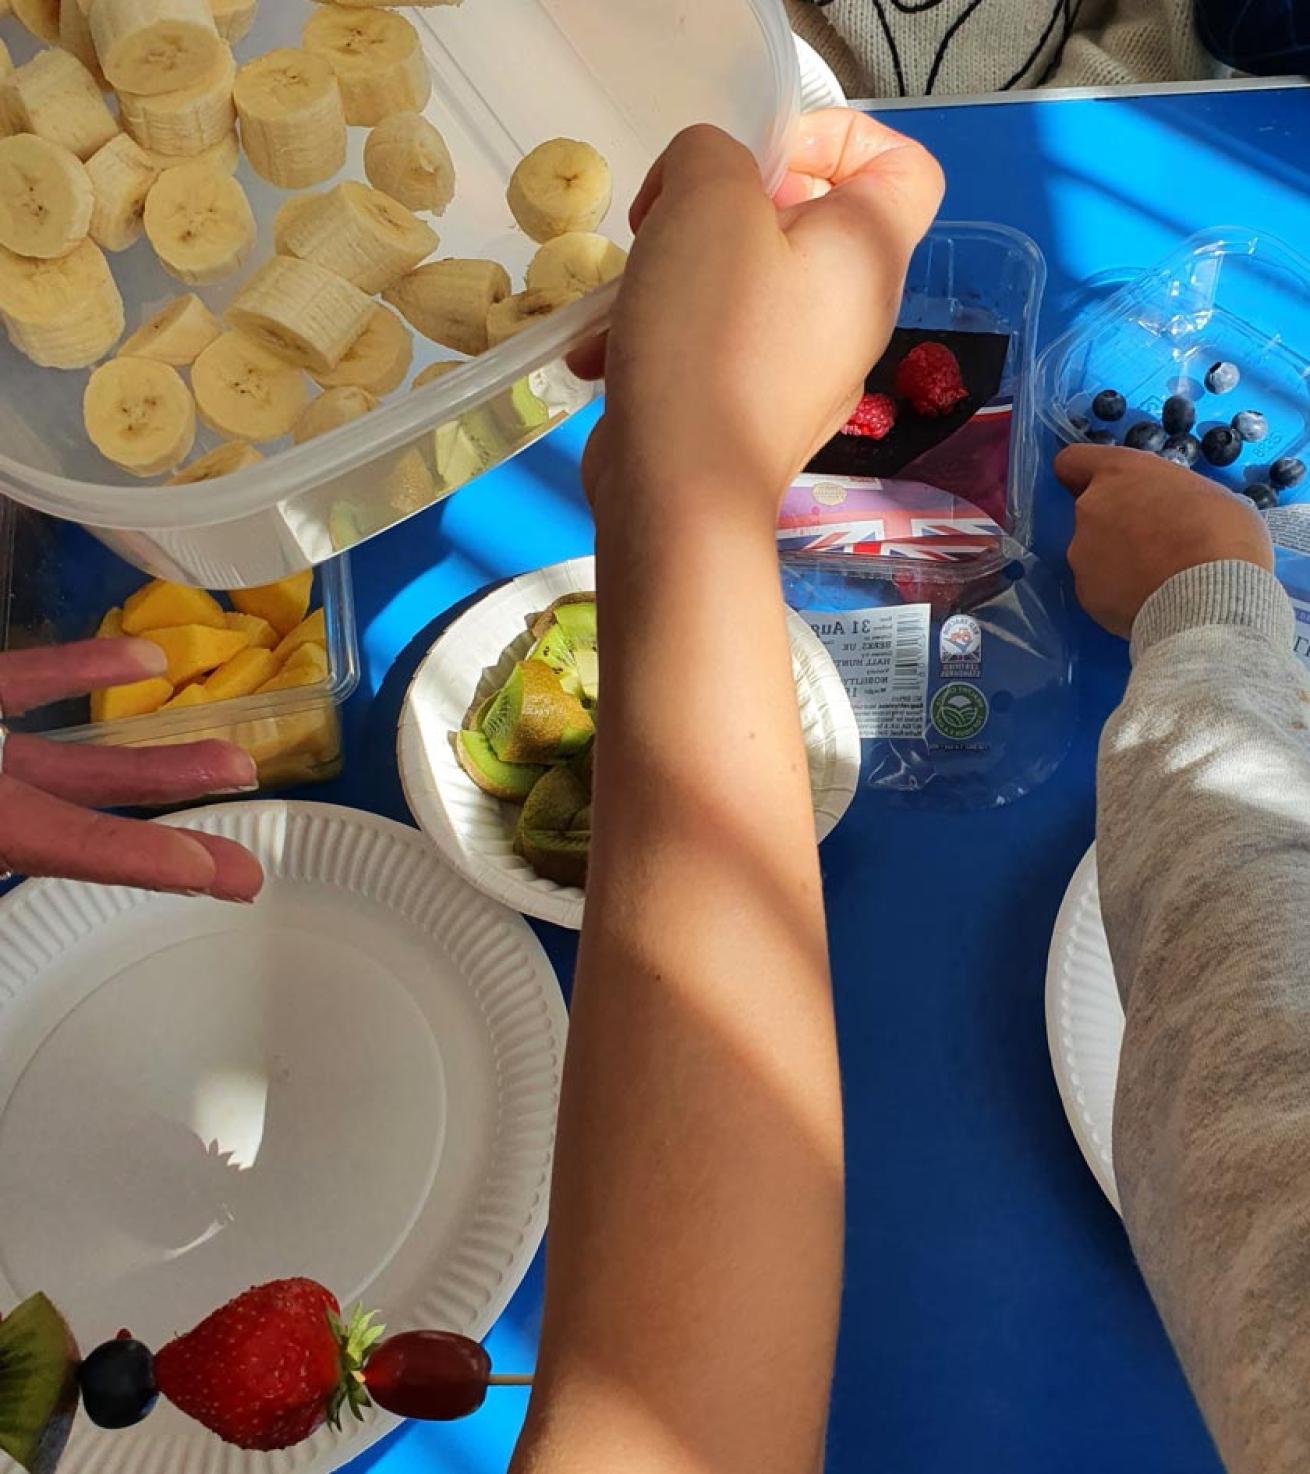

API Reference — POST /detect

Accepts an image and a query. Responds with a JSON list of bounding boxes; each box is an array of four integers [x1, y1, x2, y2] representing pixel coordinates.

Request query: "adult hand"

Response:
[[0, 637, 264, 899], [1055, 445, 1274, 638], [575, 109, 944, 518]]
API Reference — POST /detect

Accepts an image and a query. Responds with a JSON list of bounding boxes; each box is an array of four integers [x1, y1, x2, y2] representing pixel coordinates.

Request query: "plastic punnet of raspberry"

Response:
[[893, 342, 968, 418], [840, 392, 897, 440]]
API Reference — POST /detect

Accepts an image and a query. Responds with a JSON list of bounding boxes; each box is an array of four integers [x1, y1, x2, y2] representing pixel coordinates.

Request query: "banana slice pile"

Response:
[[0, 0, 628, 492]]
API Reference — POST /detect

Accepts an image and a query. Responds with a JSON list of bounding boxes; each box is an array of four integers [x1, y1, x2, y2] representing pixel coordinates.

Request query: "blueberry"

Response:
[[1242, 483, 1280, 511], [1201, 425, 1242, 467], [1068, 413, 1090, 435], [1162, 395, 1196, 434], [1161, 432, 1200, 467], [1231, 410, 1268, 443], [1086, 428, 1117, 446], [1091, 389, 1126, 422], [78, 1339, 157, 1430], [1270, 456, 1306, 489], [1205, 361, 1241, 394], [1124, 420, 1167, 453]]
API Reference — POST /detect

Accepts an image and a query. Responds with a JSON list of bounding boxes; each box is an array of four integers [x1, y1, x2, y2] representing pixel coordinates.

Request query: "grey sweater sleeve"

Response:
[[1099, 560, 1310, 1474]]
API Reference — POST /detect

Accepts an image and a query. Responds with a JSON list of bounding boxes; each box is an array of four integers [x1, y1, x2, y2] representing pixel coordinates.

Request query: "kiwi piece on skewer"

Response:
[[456, 730, 547, 801], [0, 1294, 81, 1474]]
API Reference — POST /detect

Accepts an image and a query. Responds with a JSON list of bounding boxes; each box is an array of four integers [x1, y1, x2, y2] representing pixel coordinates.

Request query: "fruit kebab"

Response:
[[0, 1280, 532, 1473]]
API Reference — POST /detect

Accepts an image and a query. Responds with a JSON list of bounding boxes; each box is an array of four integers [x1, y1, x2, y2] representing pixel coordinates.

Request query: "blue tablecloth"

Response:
[[317, 83, 1310, 1474]]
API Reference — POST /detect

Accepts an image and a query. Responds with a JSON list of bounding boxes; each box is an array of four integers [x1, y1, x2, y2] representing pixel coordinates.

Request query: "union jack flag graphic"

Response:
[[777, 474, 1002, 563]]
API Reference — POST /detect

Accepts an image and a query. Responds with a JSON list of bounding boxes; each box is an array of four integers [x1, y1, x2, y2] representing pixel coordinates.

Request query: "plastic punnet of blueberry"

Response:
[[1205, 361, 1241, 394], [1162, 395, 1196, 435], [1201, 426, 1242, 467], [1231, 410, 1268, 443], [1242, 483, 1280, 511], [1068, 413, 1090, 435], [1124, 421, 1167, 453], [1091, 389, 1126, 422], [1270, 457, 1306, 489]]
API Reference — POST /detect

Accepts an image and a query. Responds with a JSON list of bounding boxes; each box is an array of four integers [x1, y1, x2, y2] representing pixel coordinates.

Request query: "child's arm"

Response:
[[511, 114, 942, 1474], [1059, 445, 1310, 1474]]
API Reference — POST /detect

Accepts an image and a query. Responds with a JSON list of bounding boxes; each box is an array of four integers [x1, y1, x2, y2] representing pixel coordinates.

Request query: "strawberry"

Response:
[[840, 392, 897, 440], [154, 1279, 384, 1451], [893, 342, 968, 418]]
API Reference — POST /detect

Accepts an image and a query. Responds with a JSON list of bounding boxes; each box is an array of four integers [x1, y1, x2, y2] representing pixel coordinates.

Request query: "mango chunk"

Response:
[[141, 624, 251, 686], [230, 572, 313, 637], [162, 684, 213, 710], [256, 641, 328, 693], [122, 580, 227, 635], [96, 607, 124, 639], [272, 607, 326, 664], [224, 611, 278, 650], [91, 676, 173, 724], [205, 647, 280, 702]]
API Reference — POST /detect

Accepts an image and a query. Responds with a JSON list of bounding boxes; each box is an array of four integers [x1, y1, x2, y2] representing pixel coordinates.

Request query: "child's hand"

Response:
[[1056, 445, 1275, 638], [0, 637, 264, 898], [577, 111, 944, 521]]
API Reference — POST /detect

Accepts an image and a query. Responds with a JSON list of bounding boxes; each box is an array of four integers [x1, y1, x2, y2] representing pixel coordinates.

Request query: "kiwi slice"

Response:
[[553, 601, 596, 649], [529, 593, 596, 643], [572, 646, 599, 703], [520, 763, 590, 832], [0, 1294, 81, 1474], [571, 743, 595, 792], [570, 804, 592, 833], [456, 730, 547, 801], [518, 829, 589, 888], [482, 660, 594, 765]]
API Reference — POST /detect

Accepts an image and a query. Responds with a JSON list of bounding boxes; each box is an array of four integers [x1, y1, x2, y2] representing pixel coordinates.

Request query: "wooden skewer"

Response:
[[488, 1374, 535, 1387]]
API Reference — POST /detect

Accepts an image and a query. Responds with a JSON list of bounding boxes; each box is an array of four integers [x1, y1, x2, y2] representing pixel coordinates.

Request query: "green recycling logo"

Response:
[[931, 682, 989, 741]]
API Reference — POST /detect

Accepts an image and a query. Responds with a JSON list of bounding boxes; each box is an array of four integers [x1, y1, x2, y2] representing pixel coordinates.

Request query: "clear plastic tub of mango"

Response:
[[0, 501, 358, 792]]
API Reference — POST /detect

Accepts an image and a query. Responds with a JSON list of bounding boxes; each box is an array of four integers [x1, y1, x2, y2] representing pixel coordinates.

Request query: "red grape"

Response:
[[363, 1332, 491, 1421]]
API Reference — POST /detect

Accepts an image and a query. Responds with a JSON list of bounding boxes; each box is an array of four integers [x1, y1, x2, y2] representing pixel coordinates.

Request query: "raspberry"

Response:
[[893, 342, 968, 418], [840, 392, 897, 440]]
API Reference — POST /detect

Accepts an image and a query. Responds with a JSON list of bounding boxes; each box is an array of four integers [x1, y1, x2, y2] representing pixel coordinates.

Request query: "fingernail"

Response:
[[214, 781, 261, 795], [214, 891, 257, 905]]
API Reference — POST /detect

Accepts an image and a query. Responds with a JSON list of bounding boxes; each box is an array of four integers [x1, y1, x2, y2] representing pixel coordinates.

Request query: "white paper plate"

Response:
[[398, 556, 862, 931], [0, 800, 566, 1474], [795, 36, 847, 111], [1045, 843, 1124, 1213]]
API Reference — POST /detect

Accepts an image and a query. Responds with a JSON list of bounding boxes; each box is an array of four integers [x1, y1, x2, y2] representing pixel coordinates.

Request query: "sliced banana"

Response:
[[5, 49, 118, 160], [411, 359, 461, 390], [118, 43, 236, 158], [169, 440, 263, 482], [364, 112, 455, 214], [527, 232, 627, 295], [144, 161, 256, 284], [292, 384, 378, 444], [145, 129, 239, 174], [92, 0, 224, 96], [383, 257, 510, 356], [486, 287, 580, 348], [312, 302, 412, 394], [507, 138, 611, 243], [11, 0, 60, 43], [233, 48, 346, 189], [227, 254, 374, 373], [191, 328, 309, 442], [209, 0, 257, 42], [0, 43, 14, 139], [308, 0, 460, 6], [0, 236, 123, 367], [120, 292, 221, 364], [85, 133, 159, 253], [84, 357, 196, 477], [302, 5, 429, 128], [275, 180, 436, 295], [59, 0, 106, 86], [0, 135, 93, 259], [273, 191, 321, 255]]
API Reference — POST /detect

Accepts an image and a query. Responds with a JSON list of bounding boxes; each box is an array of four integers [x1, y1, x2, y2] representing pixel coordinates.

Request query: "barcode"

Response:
[[799, 603, 929, 740], [890, 616, 926, 698]]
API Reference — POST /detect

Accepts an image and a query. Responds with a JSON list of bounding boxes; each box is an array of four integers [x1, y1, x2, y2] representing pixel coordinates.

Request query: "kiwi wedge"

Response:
[[482, 660, 594, 765], [456, 730, 547, 802], [553, 601, 597, 648], [518, 828, 589, 888], [0, 1294, 81, 1474]]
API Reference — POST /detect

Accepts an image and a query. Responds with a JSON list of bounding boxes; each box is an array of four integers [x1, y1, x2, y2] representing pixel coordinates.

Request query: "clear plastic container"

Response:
[[1036, 228, 1310, 502], [0, 0, 800, 588], [0, 500, 359, 791], [779, 220, 1047, 586]]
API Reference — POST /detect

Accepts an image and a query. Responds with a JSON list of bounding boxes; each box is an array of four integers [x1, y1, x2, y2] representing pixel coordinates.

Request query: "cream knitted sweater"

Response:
[[785, 0, 1213, 98]]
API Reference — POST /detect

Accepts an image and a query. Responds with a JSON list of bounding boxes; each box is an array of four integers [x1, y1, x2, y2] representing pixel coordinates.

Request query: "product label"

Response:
[[799, 605, 930, 739], [1268, 509, 1310, 557], [939, 613, 983, 678], [930, 682, 990, 741]]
